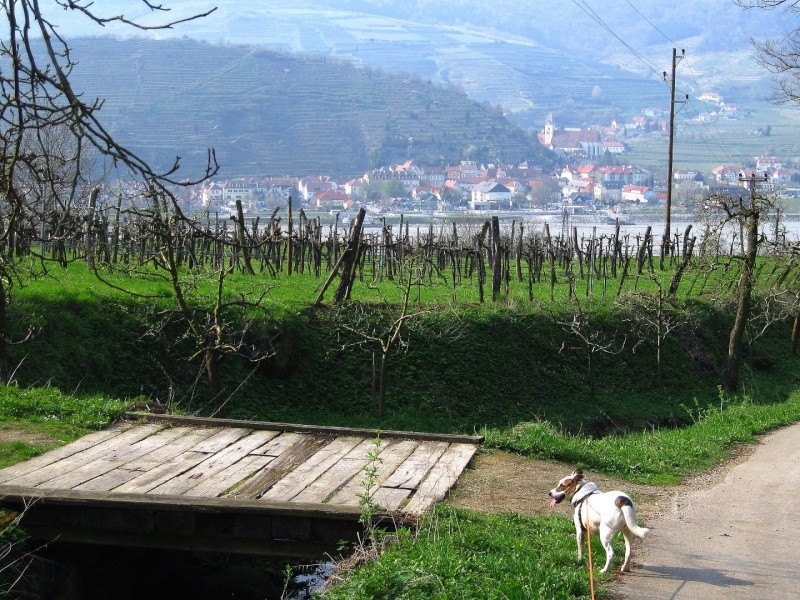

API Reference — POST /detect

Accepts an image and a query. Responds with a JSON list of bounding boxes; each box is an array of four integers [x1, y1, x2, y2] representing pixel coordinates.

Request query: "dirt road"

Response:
[[610, 421, 800, 599], [449, 421, 800, 599]]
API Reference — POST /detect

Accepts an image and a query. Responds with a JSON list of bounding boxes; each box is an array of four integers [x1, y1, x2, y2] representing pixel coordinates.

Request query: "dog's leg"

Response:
[[620, 528, 634, 572], [574, 512, 584, 562], [598, 524, 615, 573]]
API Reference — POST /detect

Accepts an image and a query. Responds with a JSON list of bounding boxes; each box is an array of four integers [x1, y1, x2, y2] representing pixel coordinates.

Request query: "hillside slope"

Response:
[[50, 1, 777, 129], [64, 37, 555, 178]]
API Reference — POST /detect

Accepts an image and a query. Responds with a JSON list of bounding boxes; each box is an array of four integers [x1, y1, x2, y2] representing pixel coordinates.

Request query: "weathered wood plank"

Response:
[[3, 424, 166, 488], [184, 454, 275, 498], [328, 439, 420, 506], [37, 426, 190, 491], [150, 430, 280, 496], [231, 435, 333, 499], [261, 436, 363, 502], [248, 431, 306, 457], [190, 427, 253, 454], [381, 441, 449, 490], [125, 413, 484, 444], [74, 428, 221, 492], [111, 429, 237, 495], [0, 422, 133, 484], [0, 485, 370, 519], [292, 438, 376, 504], [371, 487, 412, 511], [402, 443, 479, 515]]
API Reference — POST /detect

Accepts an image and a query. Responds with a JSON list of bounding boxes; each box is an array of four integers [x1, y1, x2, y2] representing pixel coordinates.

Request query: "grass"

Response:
[[323, 506, 612, 600], [0, 385, 127, 467], [321, 388, 800, 598], [3, 256, 800, 597], [7, 258, 799, 438], [485, 387, 800, 484]]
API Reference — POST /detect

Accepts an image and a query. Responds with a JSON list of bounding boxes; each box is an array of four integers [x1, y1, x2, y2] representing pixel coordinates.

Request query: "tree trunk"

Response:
[[377, 351, 389, 419], [84, 186, 100, 270], [725, 210, 759, 392], [234, 200, 254, 275], [204, 349, 225, 417], [491, 216, 501, 302], [333, 208, 366, 303], [0, 278, 7, 381]]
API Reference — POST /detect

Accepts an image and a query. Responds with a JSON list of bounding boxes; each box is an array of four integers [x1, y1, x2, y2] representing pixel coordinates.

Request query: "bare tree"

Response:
[[333, 252, 462, 418], [617, 274, 691, 390], [557, 293, 626, 402], [705, 176, 775, 391], [0, 1, 218, 378], [745, 287, 800, 363], [137, 191, 278, 417], [736, 1, 800, 102]]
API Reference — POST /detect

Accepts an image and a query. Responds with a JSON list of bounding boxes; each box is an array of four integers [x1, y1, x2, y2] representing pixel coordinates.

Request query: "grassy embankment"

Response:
[[3, 261, 800, 598]]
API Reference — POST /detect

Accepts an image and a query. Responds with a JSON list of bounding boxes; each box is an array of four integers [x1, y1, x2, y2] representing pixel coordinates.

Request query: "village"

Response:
[[184, 97, 800, 223]]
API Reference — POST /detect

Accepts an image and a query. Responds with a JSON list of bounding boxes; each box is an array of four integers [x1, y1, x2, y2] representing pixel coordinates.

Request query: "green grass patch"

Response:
[[485, 388, 800, 484], [0, 385, 127, 467], [323, 507, 612, 600]]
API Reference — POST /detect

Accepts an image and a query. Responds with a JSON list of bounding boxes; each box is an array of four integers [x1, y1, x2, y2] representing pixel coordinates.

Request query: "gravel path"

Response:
[[610, 421, 800, 599]]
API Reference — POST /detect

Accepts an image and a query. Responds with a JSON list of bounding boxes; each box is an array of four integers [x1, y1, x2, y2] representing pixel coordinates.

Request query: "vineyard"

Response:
[[4, 183, 799, 434]]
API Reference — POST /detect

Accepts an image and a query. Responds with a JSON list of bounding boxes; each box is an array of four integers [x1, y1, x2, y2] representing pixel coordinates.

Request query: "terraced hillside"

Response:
[[63, 37, 555, 178]]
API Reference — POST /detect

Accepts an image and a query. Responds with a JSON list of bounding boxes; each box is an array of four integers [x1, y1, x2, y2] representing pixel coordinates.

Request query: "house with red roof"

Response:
[[621, 185, 651, 203], [711, 165, 742, 185], [311, 190, 353, 210]]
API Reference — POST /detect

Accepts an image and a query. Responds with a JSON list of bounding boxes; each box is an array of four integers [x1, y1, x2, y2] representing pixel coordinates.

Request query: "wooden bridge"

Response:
[[0, 413, 481, 557]]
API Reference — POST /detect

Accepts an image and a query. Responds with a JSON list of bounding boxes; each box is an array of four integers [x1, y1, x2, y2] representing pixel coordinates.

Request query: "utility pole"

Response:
[[662, 48, 687, 268]]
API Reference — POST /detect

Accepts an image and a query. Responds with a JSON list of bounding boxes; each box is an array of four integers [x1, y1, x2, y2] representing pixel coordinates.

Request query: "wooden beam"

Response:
[[0, 485, 379, 521], [19, 524, 351, 558], [125, 412, 485, 444]]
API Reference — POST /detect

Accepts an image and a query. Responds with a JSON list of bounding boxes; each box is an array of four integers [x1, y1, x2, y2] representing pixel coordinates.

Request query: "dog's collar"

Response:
[[571, 481, 598, 505]]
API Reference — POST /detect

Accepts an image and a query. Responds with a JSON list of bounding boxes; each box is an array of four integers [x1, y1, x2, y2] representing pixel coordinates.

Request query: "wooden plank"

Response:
[[292, 438, 377, 504], [328, 439, 420, 506], [73, 427, 221, 492], [0, 422, 133, 484], [125, 412, 485, 444], [185, 432, 309, 498], [248, 431, 306, 457], [183, 454, 275, 498], [149, 430, 280, 496], [381, 441, 449, 490], [111, 429, 232, 494], [371, 487, 412, 511], [2, 424, 166, 488], [190, 427, 253, 453], [19, 524, 347, 559], [402, 443, 479, 515], [261, 436, 364, 502], [0, 484, 370, 520], [231, 435, 333, 499], [37, 426, 191, 491]]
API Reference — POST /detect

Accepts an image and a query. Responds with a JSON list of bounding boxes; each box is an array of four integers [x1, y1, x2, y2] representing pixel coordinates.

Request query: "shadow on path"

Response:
[[635, 564, 754, 597]]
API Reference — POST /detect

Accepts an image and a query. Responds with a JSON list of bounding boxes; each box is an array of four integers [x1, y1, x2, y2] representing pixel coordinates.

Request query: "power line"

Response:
[[623, 0, 739, 160], [625, 0, 676, 46], [570, 0, 668, 85], [567, 0, 744, 171]]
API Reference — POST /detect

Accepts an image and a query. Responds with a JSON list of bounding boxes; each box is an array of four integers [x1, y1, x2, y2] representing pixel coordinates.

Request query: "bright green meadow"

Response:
[[2, 257, 800, 599]]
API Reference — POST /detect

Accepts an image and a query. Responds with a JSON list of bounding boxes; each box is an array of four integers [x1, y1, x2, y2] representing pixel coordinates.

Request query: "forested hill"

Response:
[[64, 37, 554, 179]]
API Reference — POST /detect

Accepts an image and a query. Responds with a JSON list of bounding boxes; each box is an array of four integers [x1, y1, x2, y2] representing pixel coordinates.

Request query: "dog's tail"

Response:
[[616, 496, 650, 538]]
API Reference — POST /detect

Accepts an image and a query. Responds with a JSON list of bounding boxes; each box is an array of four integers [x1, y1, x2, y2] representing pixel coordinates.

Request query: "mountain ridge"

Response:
[[64, 37, 556, 178]]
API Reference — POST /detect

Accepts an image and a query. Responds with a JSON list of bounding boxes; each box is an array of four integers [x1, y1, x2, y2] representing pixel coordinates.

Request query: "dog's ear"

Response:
[[573, 468, 584, 480]]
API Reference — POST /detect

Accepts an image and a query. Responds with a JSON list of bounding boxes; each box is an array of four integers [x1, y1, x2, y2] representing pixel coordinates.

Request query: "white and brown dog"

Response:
[[549, 468, 649, 573]]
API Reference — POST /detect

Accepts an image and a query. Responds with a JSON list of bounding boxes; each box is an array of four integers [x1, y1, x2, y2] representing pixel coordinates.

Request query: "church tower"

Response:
[[543, 112, 554, 147]]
